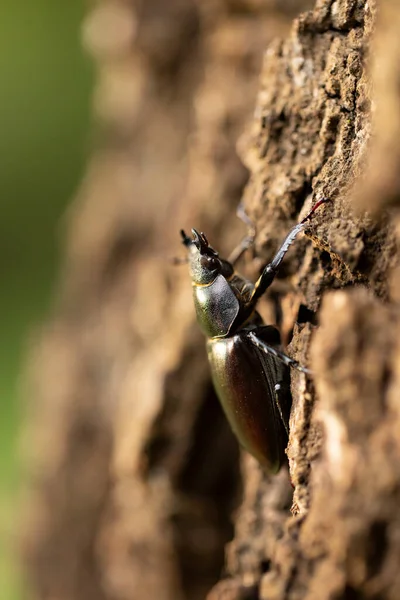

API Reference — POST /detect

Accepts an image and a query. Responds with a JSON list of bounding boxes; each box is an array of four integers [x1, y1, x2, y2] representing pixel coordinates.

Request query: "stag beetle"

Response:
[[180, 199, 326, 473]]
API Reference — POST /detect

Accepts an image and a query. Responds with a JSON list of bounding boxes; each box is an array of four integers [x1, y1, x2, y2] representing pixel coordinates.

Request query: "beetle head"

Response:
[[181, 228, 226, 285]]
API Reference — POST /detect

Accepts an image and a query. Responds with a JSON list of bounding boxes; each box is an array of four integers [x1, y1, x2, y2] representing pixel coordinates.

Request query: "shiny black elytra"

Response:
[[180, 199, 326, 473]]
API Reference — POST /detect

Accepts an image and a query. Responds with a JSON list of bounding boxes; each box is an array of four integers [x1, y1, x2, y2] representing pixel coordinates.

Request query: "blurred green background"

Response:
[[0, 2, 92, 598]]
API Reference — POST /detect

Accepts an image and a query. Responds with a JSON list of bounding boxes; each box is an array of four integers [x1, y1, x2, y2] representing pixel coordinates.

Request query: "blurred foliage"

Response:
[[0, 2, 93, 598]]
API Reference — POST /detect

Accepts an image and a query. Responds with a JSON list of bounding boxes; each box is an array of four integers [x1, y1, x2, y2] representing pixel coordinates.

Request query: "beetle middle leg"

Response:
[[247, 331, 311, 375]]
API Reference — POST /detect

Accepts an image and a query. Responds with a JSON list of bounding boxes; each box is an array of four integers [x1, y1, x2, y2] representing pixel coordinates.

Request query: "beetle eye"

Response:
[[201, 255, 219, 271]]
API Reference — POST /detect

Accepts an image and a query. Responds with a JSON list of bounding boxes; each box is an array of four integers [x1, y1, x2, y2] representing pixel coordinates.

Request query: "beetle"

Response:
[[180, 199, 326, 473]]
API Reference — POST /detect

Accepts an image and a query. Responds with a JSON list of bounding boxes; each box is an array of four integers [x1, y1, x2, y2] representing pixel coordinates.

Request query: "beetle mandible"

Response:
[[180, 199, 326, 473]]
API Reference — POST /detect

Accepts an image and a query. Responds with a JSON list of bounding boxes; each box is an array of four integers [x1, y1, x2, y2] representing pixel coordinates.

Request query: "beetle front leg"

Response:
[[247, 198, 329, 307], [248, 220, 307, 306], [247, 331, 311, 375]]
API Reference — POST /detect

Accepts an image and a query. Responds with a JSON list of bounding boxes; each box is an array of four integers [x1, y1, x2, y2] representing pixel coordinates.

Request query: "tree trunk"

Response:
[[21, 1, 400, 600]]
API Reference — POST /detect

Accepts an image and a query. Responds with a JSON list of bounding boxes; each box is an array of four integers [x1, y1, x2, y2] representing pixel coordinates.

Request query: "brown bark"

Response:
[[21, 1, 400, 600]]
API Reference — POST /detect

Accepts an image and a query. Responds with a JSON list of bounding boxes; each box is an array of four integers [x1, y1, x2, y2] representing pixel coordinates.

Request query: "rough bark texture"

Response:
[[21, 1, 400, 600]]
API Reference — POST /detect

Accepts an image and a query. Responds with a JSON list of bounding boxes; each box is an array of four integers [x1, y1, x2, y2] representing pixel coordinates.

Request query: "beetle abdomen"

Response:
[[207, 328, 289, 472]]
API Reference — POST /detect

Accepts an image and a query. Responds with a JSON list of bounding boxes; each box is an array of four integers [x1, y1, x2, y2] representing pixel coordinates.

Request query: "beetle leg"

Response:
[[227, 203, 257, 266], [274, 383, 290, 437], [247, 198, 329, 306], [227, 235, 254, 266], [247, 331, 311, 375], [247, 221, 306, 305]]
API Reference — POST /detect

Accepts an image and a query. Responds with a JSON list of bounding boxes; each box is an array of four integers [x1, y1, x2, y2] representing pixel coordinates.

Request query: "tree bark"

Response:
[[21, 1, 400, 600]]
